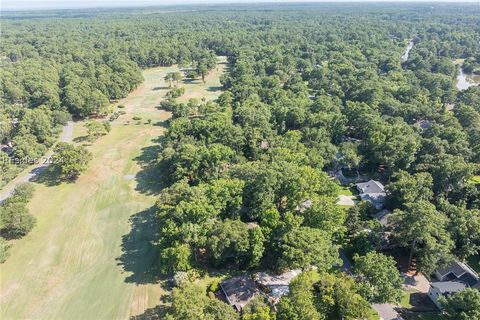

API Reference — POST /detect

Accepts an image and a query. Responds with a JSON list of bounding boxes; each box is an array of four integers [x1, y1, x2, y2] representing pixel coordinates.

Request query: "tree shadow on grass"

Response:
[[153, 120, 169, 128], [134, 137, 169, 196], [31, 165, 65, 187], [116, 206, 163, 284], [152, 86, 169, 91], [207, 86, 223, 92], [130, 305, 169, 320], [73, 135, 89, 143]]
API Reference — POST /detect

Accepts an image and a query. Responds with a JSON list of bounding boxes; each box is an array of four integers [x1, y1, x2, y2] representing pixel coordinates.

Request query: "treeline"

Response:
[[2, 3, 480, 318], [0, 12, 218, 187], [144, 4, 480, 319], [0, 183, 36, 262]]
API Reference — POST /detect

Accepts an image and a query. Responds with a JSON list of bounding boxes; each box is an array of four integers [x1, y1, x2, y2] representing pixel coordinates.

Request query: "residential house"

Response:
[[0, 142, 14, 155], [414, 119, 433, 132], [255, 269, 302, 303], [428, 260, 480, 309], [220, 270, 303, 311], [219, 275, 261, 311], [428, 281, 467, 309], [356, 180, 386, 210], [435, 260, 479, 287]]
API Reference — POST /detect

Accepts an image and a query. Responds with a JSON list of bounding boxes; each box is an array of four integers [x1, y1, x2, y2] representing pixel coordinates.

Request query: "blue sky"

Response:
[[2, 0, 477, 10]]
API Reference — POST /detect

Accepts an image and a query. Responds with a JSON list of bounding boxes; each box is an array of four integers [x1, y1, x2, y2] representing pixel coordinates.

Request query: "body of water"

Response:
[[401, 39, 414, 62], [456, 67, 480, 91]]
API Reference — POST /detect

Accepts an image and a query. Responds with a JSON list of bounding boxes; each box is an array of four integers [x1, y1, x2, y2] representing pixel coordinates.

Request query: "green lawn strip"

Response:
[[400, 289, 417, 308]]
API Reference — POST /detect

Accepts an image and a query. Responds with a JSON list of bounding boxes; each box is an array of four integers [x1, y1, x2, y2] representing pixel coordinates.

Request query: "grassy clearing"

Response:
[[400, 289, 418, 308], [176, 56, 228, 103], [338, 186, 354, 196], [338, 186, 359, 196], [0, 60, 226, 319]]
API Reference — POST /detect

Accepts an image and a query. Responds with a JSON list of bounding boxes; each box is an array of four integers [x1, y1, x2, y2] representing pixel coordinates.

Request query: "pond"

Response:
[[456, 67, 480, 90]]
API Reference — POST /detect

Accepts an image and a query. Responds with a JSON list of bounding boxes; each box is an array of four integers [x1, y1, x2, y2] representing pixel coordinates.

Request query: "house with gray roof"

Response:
[[428, 281, 467, 309], [219, 275, 261, 311], [435, 260, 480, 288], [428, 260, 480, 309], [356, 180, 386, 210]]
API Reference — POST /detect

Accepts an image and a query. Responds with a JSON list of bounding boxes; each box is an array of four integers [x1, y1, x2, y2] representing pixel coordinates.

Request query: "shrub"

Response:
[[117, 104, 126, 109], [132, 116, 142, 121], [160, 99, 178, 111], [166, 87, 185, 99], [0, 202, 36, 239], [8, 182, 35, 204], [208, 278, 220, 293]]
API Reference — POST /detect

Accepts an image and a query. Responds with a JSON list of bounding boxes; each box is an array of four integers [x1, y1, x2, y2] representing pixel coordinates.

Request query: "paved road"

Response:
[[0, 121, 73, 203]]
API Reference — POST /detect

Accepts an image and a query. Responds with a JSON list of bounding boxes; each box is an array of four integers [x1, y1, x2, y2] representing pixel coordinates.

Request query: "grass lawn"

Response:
[[338, 186, 359, 196], [337, 185, 359, 208], [338, 186, 354, 196], [0, 60, 226, 319], [400, 289, 418, 308]]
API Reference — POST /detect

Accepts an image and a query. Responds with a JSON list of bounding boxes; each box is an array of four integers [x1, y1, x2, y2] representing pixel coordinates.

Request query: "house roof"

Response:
[[430, 281, 467, 294], [360, 193, 386, 202], [458, 273, 480, 287], [356, 180, 385, 194], [436, 261, 479, 283], [415, 119, 433, 131], [220, 275, 261, 311], [256, 269, 302, 287]]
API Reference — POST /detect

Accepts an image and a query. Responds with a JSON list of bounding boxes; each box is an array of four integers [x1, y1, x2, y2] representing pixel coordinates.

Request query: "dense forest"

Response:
[[1, 2, 480, 319]]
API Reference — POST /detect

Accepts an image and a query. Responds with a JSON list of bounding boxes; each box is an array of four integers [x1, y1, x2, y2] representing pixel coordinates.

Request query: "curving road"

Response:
[[0, 121, 74, 203]]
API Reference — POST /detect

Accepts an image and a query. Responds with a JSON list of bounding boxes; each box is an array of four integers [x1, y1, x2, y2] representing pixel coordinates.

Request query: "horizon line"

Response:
[[2, 1, 479, 13]]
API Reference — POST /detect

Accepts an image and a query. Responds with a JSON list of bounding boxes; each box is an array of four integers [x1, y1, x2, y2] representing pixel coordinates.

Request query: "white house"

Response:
[[428, 281, 467, 309], [428, 260, 480, 309], [356, 179, 386, 210]]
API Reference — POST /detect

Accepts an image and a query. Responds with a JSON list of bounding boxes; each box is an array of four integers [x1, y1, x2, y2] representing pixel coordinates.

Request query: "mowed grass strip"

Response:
[[0, 60, 226, 320]]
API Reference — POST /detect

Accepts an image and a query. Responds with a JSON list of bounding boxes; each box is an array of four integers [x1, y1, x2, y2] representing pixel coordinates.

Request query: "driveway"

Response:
[[337, 195, 356, 206], [403, 273, 430, 293], [372, 303, 402, 320], [0, 121, 73, 203]]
